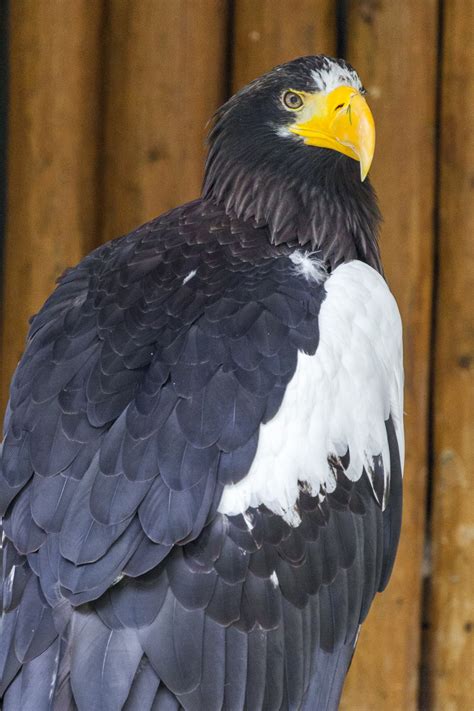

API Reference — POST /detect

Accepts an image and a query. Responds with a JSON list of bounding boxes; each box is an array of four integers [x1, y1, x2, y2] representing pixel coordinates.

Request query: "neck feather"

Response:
[[202, 132, 382, 273]]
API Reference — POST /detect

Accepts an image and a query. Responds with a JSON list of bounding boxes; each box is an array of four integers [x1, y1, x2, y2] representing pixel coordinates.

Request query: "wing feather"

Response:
[[1, 200, 403, 709]]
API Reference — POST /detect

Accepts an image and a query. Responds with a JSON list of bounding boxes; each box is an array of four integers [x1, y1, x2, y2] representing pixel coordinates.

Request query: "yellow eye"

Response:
[[282, 90, 304, 110]]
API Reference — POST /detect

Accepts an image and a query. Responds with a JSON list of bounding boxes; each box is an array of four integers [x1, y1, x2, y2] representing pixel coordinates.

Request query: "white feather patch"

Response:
[[289, 251, 326, 282], [311, 59, 363, 95], [218, 260, 404, 524]]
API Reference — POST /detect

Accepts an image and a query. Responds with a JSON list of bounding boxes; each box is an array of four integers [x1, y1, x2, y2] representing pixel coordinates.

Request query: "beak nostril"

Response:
[[334, 103, 345, 111]]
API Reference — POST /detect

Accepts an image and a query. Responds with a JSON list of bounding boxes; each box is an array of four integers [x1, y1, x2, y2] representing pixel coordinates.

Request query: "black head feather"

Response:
[[203, 55, 382, 271]]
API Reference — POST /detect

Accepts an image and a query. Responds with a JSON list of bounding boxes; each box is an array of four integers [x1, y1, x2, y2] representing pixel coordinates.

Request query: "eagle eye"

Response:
[[282, 91, 304, 110]]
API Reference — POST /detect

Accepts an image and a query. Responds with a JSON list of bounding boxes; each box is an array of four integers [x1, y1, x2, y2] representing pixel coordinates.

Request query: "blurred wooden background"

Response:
[[1, 1, 472, 709]]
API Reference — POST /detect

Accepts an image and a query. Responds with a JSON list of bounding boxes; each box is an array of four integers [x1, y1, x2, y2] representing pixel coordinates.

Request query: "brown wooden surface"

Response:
[[1, 0, 104, 411], [428, 1, 474, 709], [232, 0, 336, 90], [100, 0, 228, 244], [341, 2, 438, 709]]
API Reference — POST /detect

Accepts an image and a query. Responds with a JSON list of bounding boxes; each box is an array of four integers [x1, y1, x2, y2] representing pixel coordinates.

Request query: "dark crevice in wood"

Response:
[[336, 0, 348, 59], [419, 0, 445, 708], [94, 0, 112, 251], [224, 0, 235, 101], [0, 0, 9, 290]]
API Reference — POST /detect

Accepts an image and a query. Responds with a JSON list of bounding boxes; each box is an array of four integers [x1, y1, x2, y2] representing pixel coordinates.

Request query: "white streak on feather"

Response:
[[182, 269, 197, 285], [49, 642, 61, 701], [3, 565, 15, 602], [354, 625, 362, 648], [243, 511, 254, 530], [218, 260, 404, 523]]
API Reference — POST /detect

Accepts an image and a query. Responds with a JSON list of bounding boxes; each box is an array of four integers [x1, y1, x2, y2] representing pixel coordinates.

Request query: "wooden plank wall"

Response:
[[342, 3, 438, 708], [101, 0, 229, 243], [428, 1, 474, 709], [1, 0, 104, 407], [1, 2, 472, 708]]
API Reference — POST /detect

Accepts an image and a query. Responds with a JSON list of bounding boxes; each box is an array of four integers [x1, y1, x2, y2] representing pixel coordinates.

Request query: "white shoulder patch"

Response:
[[218, 260, 404, 525]]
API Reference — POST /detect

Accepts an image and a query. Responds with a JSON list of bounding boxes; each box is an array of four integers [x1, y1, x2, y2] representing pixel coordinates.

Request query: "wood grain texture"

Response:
[[1, 0, 104, 412], [232, 0, 336, 90], [100, 0, 228, 243], [428, 1, 474, 708], [340, 2, 438, 709]]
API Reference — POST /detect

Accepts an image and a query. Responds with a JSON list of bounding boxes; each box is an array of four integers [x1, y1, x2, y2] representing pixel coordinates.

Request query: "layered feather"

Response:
[[1, 196, 403, 709]]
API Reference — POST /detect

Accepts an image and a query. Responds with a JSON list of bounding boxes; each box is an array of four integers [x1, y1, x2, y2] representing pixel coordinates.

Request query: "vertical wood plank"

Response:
[[1, 0, 104, 411], [101, 0, 228, 244], [232, 0, 336, 90], [341, 2, 438, 709], [429, 1, 474, 708]]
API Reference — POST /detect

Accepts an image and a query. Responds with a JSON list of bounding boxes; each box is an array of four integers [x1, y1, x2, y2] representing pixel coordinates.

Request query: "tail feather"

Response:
[[123, 658, 160, 711], [302, 632, 358, 711], [0, 609, 22, 696], [3, 637, 60, 711], [51, 638, 75, 710]]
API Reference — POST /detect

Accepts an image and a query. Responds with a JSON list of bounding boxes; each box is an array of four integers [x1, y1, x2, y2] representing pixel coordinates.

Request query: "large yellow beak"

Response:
[[289, 86, 375, 181]]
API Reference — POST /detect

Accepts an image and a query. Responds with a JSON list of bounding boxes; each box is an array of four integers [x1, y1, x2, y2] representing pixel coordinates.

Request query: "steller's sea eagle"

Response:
[[0, 55, 404, 710]]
